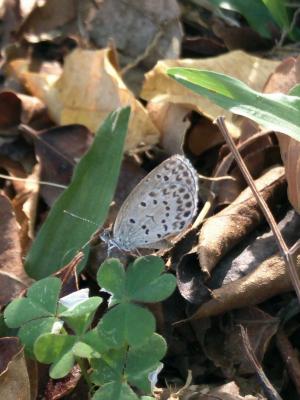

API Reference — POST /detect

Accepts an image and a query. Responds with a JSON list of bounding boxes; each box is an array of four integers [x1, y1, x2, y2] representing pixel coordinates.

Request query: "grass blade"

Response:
[[25, 107, 130, 279]]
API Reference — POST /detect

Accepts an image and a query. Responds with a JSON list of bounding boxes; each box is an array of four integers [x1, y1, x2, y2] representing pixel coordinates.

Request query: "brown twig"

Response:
[[240, 325, 283, 400], [215, 116, 300, 303], [276, 328, 300, 396]]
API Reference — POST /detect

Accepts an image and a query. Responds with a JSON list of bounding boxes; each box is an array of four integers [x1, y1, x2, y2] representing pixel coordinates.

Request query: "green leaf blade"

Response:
[[168, 68, 300, 141], [25, 107, 131, 279]]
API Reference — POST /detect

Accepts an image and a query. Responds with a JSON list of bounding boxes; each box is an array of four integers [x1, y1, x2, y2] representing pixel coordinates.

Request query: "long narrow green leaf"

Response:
[[209, 0, 274, 38], [261, 0, 290, 30], [167, 68, 300, 141], [25, 107, 130, 279]]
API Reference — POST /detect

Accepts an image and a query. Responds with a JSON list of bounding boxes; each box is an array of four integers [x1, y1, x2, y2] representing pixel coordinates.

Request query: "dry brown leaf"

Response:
[[17, 0, 76, 40], [12, 164, 40, 247], [187, 116, 223, 156], [223, 308, 279, 375], [141, 50, 280, 137], [33, 124, 92, 207], [7, 48, 160, 151], [0, 193, 32, 286], [0, 338, 32, 400], [191, 254, 293, 320], [0, 271, 26, 306], [160, 380, 260, 399], [211, 131, 280, 207], [147, 102, 191, 154], [263, 56, 300, 212], [198, 166, 285, 276], [86, 0, 182, 70]]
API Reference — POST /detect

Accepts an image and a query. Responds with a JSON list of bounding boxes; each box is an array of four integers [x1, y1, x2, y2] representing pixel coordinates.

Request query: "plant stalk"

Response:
[[216, 116, 300, 303]]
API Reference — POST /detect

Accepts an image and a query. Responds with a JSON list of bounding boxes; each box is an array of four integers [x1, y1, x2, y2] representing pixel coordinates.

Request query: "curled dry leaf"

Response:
[[199, 166, 286, 276], [44, 365, 82, 400], [211, 132, 281, 208], [0, 91, 47, 133], [141, 50, 280, 137], [0, 193, 32, 287], [0, 338, 32, 400], [191, 254, 296, 320], [7, 48, 160, 151], [263, 56, 300, 212], [211, 210, 300, 288], [12, 164, 40, 249]]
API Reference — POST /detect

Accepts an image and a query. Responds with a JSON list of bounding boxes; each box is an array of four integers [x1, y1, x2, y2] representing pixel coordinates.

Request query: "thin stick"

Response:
[[215, 116, 300, 303], [0, 173, 68, 189], [240, 326, 283, 400]]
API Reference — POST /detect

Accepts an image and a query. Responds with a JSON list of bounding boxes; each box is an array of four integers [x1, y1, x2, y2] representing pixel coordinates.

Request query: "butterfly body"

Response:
[[108, 154, 198, 252]]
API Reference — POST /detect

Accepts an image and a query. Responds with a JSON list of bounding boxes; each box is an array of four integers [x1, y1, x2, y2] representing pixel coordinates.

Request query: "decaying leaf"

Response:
[[86, 0, 182, 70], [0, 338, 32, 400], [0, 193, 31, 287], [33, 124, 92, 206], [222, 308, 279, 375], [191, 254, 296, 320], [7, 48, 160, 150], [210, 209, 300, 288], [159, 380, 260, 399], [198, 166, 286, 276], [44, 365, 82, 400], [141, 50, 280, 137], [147, 102, 191, 155], [12, 163, 40, 248]]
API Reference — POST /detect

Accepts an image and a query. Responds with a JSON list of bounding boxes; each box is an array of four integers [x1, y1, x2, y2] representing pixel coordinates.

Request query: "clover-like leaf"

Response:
[[126, 256, 176, 302], [4, 277, 62, 356], [34, 333, 76, 378], [99, 303, 155, 347], [60, 297, 102, 335], [91, 347, 126, 386], [126, 333, 166, 393], [98, 256, 176, 305], [34, 332, 101, 379], [97, 258, 125, 304], [92, 381, 139, 400]]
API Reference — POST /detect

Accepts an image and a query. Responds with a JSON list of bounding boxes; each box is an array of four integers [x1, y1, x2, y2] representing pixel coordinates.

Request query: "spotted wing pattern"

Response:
[[112, 155, 198, 251]]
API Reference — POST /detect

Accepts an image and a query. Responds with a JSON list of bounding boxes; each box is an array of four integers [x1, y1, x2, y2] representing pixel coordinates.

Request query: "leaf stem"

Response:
[[215, 116, 300, 303], [76, 357, 92, 388]]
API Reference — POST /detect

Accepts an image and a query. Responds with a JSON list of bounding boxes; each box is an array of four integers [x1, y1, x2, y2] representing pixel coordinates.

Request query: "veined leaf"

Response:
[[168, 68, 300, 142]]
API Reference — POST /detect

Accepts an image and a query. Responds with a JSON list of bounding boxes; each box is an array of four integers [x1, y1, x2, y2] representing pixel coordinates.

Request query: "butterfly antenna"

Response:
[[63, 210, 98, 226]]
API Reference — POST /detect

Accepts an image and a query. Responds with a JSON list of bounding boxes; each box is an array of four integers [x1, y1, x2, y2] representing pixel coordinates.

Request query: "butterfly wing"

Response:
[[112, 155, 198, 251]]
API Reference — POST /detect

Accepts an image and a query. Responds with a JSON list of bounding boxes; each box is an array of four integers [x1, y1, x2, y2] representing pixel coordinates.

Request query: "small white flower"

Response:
[[59, 288, 90, 310], [148, 362, 164, 392]]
